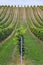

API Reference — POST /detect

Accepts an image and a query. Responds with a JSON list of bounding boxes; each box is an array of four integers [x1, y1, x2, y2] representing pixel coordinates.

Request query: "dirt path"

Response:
[[0, 7, 11, 25], [2, 7, 11, 22], [32, 7, 43, 24], [0, 7, 8, 20], [29, 7, 40, 27], [37, 7, 43, 19], [0, 7, 4, 15], [26, 8, 36, 28], [35, 7, 43, 24], [19, 7, 35, 65], [7, 45, 20, 65], [38, 7, 43, 17]]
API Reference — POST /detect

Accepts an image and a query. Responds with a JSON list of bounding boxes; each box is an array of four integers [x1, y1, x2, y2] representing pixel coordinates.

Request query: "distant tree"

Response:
[[5, 5, 7, 7], [11, 5, 13, 7], [15, 5, 16, 7], [21, 5, 22, 7], [37, 5, 39, 7], [24, 5, 26, 7], [8, 5, 10, 7], [27, 5, 29, 7], [34, 5, 35, 7], [18, 5, 19, 7]]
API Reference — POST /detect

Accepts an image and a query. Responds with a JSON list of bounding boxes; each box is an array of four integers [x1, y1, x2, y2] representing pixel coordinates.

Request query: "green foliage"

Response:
[[0, 31, 18, 65], [0, 28, 13, 42], [15, 27, 26, 36], [31, 27, 43, 40]]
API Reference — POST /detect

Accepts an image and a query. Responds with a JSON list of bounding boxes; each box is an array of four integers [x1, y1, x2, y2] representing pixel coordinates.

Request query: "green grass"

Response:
[[24, 30, 43, 65], [0, 6, 43, 65], [20, 20, 43, 65], [0, 33, 17, 65], [0, 21, 19, 65], [0, 6, 19, 65]]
